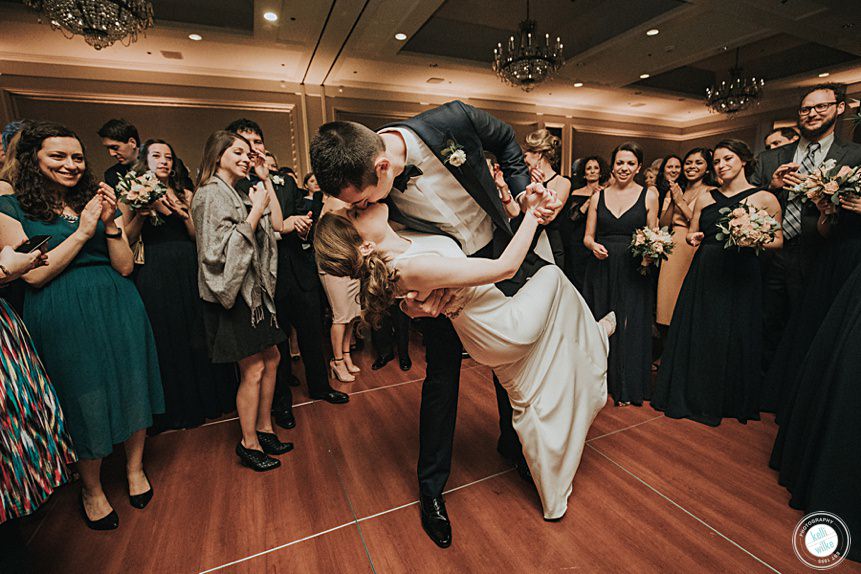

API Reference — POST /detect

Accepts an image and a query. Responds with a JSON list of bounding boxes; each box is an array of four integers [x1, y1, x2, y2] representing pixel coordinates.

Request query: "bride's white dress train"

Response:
[[394, 232, 609, 519]]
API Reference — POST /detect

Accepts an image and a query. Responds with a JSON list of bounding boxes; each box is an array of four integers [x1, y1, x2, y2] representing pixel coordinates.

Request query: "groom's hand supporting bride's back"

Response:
[[400, 289, 456, 318]]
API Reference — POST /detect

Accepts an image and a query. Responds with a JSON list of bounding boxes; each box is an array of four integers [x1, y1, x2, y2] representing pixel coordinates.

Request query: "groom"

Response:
[[310, 101, 562, 548]]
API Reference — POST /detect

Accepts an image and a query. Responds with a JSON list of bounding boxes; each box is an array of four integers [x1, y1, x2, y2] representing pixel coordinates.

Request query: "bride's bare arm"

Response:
[[397, 211, 540, 292]]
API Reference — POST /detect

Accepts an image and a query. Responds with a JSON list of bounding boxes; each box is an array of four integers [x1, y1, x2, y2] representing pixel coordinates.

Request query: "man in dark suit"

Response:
[[98, 118, 140, 189], [751, 83, 861, 406], [310, 101, 562, 548]]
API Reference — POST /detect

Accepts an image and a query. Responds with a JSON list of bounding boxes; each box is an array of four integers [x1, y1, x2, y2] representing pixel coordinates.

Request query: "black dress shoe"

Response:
[[129, 478, 154, 509], [256, 431, 294, 455], [311, 390, 350, 404], [399, 355, 412, 371], [236, 442, 281, 472], [371, 353, 394, 370], [80, 495, 119, 530], [419, 495, 452, 548], [273, 408, 296, 429]]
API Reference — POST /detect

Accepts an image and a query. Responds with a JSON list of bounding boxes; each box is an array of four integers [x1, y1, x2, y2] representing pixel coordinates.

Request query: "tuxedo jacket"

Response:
[[752, 138, 861, 244], [383, 100, 544, 295]]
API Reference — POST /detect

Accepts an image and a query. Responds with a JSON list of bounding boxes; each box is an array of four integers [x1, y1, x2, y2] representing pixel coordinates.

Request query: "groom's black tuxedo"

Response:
[[382, 101, 551, 497]]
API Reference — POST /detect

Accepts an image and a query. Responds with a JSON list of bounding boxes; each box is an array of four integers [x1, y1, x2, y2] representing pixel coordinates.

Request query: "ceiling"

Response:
[[0, 0, 860, 126]]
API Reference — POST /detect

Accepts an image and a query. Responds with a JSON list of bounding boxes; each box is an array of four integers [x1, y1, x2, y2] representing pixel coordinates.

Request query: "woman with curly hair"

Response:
[[0, 121, 163, 530]]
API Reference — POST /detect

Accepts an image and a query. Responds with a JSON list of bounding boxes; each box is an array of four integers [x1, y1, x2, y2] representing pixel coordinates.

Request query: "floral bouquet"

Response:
[[630, 226, 674, 275], [789, 159, 861, 219], [115, 170, 168, 225], [715, 202, 780, 253]]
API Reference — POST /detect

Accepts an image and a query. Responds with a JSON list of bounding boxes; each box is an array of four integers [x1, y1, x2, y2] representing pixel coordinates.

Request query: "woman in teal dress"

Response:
[[0, 122, 164, 531]]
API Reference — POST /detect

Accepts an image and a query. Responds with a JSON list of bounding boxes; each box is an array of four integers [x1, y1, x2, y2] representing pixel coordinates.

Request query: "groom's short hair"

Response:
[[311, 121, 384, 197]]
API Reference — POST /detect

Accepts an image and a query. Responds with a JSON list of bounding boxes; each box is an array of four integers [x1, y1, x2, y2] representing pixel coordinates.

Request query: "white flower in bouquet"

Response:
[[630, 226, 674, 275], [716, 202, 779, 253], [115, 170, 168, 225]]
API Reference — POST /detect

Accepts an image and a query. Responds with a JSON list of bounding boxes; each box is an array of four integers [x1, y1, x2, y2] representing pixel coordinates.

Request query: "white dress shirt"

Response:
[[381, 127, 493, 256], [793, 133, 835, 169]]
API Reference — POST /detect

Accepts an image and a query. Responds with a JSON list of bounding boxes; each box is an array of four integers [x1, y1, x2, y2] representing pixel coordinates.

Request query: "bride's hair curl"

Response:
[[314, 212, 399, 330]]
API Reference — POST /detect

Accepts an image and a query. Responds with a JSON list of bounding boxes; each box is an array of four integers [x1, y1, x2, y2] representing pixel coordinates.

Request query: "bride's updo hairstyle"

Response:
[[314, 212, 399, 329], [523, 128, 561, 170]]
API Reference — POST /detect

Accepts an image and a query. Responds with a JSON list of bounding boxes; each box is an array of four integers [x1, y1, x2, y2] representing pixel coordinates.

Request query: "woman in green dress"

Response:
[[0, 121, 164, 531]]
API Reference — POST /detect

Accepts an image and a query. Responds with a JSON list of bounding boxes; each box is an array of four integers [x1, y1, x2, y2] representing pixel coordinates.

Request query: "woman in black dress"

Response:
[[654, 154, 682, 210], [653, 139, 783, 426], [123, 139, 237, 432], [562, 156, 608, 291], [523, 129, 571, 268], [583, 142, 659, 406]]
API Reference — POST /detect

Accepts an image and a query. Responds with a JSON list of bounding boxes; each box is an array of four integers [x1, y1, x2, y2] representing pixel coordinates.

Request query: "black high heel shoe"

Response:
[[79, 494, 119, 531], [236, 442, 281, 472], [256, 431, 294, 455], [129, 474, 154, 509]]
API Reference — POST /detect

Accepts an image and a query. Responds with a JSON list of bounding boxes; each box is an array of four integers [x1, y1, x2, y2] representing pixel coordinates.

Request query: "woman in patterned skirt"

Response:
[[0, 243, 76, 571]]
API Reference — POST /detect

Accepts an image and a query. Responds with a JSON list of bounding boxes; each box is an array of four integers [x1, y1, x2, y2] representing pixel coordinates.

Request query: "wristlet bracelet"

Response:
[[104, 228, 123, 239]]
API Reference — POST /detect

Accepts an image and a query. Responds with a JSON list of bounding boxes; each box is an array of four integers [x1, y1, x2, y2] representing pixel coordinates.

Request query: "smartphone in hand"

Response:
[[15, 235, 51, 254]]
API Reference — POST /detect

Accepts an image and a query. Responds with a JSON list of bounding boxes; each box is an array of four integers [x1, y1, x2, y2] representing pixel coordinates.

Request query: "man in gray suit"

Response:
[[751, 83, 861, 407]]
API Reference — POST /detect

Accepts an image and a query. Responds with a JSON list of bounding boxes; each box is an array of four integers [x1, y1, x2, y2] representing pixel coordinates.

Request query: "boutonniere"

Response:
[[271, 174, 285, 185], [441, 139, 467, 167]]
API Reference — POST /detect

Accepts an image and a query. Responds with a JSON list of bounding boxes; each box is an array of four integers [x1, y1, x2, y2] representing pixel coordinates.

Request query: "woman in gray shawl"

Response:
[[191, 130, 292, 472]]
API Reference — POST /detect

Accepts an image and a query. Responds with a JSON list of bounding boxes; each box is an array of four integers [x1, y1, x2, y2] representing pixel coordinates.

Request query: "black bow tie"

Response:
[[392, 164, 423, 193]]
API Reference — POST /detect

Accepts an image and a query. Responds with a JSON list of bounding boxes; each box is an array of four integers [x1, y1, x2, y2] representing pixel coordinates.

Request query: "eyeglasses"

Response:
[[798, 101, 838, 116]]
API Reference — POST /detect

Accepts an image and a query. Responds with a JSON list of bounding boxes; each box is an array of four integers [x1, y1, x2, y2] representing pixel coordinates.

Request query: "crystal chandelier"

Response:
[[24, 0, 154, 50], [492, 0, 564, 92], [705, 48, 764, 115]]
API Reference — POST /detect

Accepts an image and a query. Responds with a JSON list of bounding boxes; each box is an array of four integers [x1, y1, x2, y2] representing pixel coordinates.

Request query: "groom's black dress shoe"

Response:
[[513, 456, 534, 485], [419, 495, 452, 548], [372, 353, 394, 370], [273, 408, 296, 429], [399, 355, 412, 371]]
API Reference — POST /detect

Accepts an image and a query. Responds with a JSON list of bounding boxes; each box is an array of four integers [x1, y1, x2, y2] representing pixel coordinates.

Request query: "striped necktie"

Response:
[[783, 142, 820, 240]]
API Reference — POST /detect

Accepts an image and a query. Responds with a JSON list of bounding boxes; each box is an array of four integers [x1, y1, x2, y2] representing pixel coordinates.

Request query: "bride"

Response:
[[314, 188, 614, 520]]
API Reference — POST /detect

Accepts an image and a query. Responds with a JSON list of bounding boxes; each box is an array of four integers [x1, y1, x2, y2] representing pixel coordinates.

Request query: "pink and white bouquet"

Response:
[[789, 159, 861, 211], [715, 202, 779, 253], [115, 170, 168, 225], [630, 226, 674, 275]]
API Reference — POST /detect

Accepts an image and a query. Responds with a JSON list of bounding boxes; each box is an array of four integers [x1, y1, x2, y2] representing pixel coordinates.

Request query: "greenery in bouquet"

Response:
[[115, 170, 168, 225], [630, 226, 674, 275], [715, 202, 779, 253]]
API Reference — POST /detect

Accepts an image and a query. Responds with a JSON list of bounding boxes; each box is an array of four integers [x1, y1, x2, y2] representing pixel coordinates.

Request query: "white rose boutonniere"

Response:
[[441, 139, 467, 167], [271, 174, 285, 186]]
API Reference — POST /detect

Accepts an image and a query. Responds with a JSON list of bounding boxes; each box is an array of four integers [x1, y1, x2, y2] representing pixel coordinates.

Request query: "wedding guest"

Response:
[[225, 119, 348, 407], [751, 83, 861, 378], [653, 139, 782, 426], [561, 156, 608, 290], [583, 142, 659, 406], [264, 151, 278, 172], [123, 138, 237, 432], [485, 152, 520, 219], [763, 127, 799, 151], [769, 259, 861, 564], [319, 194, 363, 385], [0, 243, 75, 571], [655, 154, 682, 209], [97, 119, 140, 190], [643, 166, 658, 188], [191, 130, 292, 472], [0, 121, 164, 529], [1, 120, 31, 195], [656, 148, 714, 329], [279, 165, 299, 187], [523, 129, 570, 267]]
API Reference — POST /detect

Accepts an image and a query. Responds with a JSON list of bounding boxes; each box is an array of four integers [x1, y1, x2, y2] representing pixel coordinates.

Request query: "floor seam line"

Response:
[[586, 443, 782, 574], [585, 413, 665, 443]]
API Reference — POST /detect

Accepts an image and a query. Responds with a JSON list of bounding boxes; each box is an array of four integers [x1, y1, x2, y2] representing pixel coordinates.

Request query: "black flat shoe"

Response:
[[372, 353, 394, 370], [256, 431, 294, 455], [273, 408, 296, 429], [419, 495, 452, 548], [311, 390, 350, 404], [399, 355, 412, 371], [235, 442, 281, 472], [80, 495, 119, 531], [129, 485, 154, 509]]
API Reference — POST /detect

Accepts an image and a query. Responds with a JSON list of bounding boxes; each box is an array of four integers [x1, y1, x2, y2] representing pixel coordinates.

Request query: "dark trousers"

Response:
[[417, 242, 522, 498], [274, 281, 330, 404], [371, 303, 411, 359]]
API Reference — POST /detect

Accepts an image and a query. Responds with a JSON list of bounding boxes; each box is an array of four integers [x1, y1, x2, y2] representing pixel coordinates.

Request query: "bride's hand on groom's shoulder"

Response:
[[400, 289, 454, 318]]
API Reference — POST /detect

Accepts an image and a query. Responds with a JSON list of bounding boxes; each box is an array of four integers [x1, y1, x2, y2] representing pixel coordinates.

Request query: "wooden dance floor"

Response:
[[20, 335, 861, 573]]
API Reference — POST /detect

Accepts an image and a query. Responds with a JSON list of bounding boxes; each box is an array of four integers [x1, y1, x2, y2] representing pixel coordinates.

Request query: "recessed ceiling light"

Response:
[[263, 11, 278, 22], [646, 29, 659, 36], [639, 73, 650, 79], [395, 32, 407, 41], [188, 33, 202, 41], [818, 72, 830, 78], [573, 82, 584, 87]]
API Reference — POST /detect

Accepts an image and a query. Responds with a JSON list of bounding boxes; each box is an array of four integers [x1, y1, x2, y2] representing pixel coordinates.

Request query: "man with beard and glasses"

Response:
[[752, 83, 861, 399]]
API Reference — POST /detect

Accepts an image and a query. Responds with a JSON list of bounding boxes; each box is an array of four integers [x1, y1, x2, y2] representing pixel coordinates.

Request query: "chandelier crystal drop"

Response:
[[24, 0, 154, 50], [705, 48, 764, 115], [492, 0, 564, 92]]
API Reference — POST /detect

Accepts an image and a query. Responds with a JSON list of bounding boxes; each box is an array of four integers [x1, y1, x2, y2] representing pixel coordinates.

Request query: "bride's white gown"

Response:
[[394, 232, 609, 519]]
